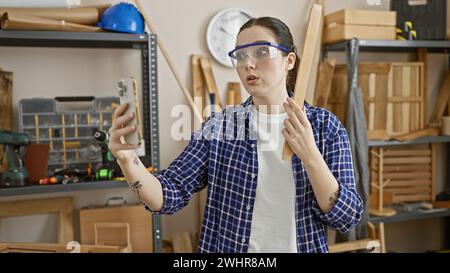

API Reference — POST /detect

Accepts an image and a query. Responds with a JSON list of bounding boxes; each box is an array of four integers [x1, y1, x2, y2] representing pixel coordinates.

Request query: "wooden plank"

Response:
[[226, 90, 235, 106], [375, 71, 389, 132], [402, 66, 411, 133], [410, 65, 419, 131], [323, 24, 396, 44], [392, 127, 439, 141], [283, 4, 323, 160], [384, 180, 431, 188], [382, 157, 431, 165], [384, 97, 422, 103], [416, 50, 427, 127], [379, 223, 386, 253], [0, 70, 13, 173], [324, 9, 397, 26], [431, 144, 436, 201], [373, 172, 431, 180], [171, 232, 193, 253], [0, 197, 73, 244], [0, 70, 12, 131], [393, 194, 431, 203], [199, 56, 223, 111], [385, 187, 431, 195], [382, 164, 431, 172], [305, 3, 324, 104], [227, 82, 242, 105], [314, 58, 336, 107], [383, 149, 431, 157], [429, 72, 450, 125], [387, 69, 394, 134], [369, 72, 376, 131], [191, 55, 205, 131], [393, 65, 403, 133], [359, 63, 392, 75]]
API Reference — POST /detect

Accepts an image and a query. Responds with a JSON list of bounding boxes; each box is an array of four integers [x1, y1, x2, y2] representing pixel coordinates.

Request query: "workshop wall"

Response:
[[0, 0, 446, 252]]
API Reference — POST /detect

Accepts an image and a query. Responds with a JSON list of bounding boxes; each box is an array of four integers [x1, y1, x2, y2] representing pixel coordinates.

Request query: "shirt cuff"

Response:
[[312, 185, 354, 224]]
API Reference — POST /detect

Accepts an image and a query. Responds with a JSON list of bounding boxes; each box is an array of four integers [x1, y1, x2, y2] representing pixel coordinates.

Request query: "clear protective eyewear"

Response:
[[228, 42, 290, 68]]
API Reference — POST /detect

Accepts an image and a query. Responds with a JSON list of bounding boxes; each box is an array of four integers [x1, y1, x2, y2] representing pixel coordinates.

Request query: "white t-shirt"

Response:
[[247, 105, 298, 253]]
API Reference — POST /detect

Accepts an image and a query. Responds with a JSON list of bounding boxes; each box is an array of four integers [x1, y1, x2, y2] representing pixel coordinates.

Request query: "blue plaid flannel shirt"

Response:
[[147, 94, 363, 253]]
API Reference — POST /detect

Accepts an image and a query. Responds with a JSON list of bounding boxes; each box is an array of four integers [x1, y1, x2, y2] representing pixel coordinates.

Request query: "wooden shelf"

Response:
[[0, 180, 128, 197]]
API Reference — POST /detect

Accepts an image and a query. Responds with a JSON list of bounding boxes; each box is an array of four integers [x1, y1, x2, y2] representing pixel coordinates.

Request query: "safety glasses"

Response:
[[228, 42, 290, 68]]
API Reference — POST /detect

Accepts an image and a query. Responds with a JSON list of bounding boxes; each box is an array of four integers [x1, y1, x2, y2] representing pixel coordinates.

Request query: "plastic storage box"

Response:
[[19, 96, 119, 176]]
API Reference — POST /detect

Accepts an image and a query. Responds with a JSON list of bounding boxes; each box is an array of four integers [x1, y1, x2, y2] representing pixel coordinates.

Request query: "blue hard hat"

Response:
[[97, 2, 144, 34]]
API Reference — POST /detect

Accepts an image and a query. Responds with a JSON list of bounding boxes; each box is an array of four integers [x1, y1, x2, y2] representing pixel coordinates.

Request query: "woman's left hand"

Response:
[[282, 97, 320, 162]]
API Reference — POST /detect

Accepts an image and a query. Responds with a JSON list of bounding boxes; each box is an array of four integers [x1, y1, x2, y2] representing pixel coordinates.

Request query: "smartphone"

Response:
[[118, 77, 142, 146]]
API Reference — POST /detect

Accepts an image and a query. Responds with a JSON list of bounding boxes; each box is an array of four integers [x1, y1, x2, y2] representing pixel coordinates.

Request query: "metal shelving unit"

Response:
[[0, 30, 162, 252], [323, 38, 450, 249]]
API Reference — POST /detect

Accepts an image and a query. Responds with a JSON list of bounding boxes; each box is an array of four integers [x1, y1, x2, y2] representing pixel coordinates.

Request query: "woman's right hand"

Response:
[[109, 103, 141, 164]]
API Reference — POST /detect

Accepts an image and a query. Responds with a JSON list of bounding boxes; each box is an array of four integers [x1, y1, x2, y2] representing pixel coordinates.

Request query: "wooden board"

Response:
[[0, 197, 73, 244], [283, 4, 323, 160], [324, 9, 396, 26], [79, 204, 153, 253], [429, 72, 450, 126], [313, 58, 336, 107], [323, 24, 396, 44], [0, 70, 13, 173], [199, 56, 223, 111], [191, 55, 205, 131], [171, 232, 193, 253], [227, 82, 242, 105]]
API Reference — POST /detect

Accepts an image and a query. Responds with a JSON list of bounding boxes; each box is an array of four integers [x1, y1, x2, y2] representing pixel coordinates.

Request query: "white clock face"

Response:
[[206, 8, 252, 68]]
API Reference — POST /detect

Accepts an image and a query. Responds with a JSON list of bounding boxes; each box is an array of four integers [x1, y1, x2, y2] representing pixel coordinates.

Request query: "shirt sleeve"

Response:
[[311, 116, 363, 233], [145, 121, 211, 215]]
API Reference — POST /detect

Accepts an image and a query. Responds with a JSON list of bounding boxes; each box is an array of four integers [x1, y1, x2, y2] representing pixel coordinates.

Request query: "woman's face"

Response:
[[234, 25, 295, 99]]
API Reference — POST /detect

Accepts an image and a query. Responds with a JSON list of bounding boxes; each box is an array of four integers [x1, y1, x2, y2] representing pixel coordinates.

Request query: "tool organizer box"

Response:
[[19, 96, 119, 175]]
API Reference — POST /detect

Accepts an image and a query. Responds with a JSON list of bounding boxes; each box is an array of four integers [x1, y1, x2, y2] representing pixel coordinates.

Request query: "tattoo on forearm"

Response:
[[328, 190, 339, 210], [133, 157, 139, 167], [130, 181, 143, 201]]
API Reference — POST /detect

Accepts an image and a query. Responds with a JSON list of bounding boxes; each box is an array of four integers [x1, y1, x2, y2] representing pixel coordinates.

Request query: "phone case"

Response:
[[118, 77, 142, 146]]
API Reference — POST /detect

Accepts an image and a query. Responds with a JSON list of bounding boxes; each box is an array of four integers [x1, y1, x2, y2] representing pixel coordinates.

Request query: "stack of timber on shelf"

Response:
[[369, 144, 435, 216], [326, 62, 425, 140], [322, 9, 397, 44]]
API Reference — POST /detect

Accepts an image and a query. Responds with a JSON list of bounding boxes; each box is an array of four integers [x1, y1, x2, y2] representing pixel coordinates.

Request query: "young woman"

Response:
[[109, 17, 363, 253]]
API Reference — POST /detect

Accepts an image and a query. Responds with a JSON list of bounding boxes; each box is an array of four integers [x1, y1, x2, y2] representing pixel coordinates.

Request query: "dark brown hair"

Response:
[[238, 17, 299, 93]]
